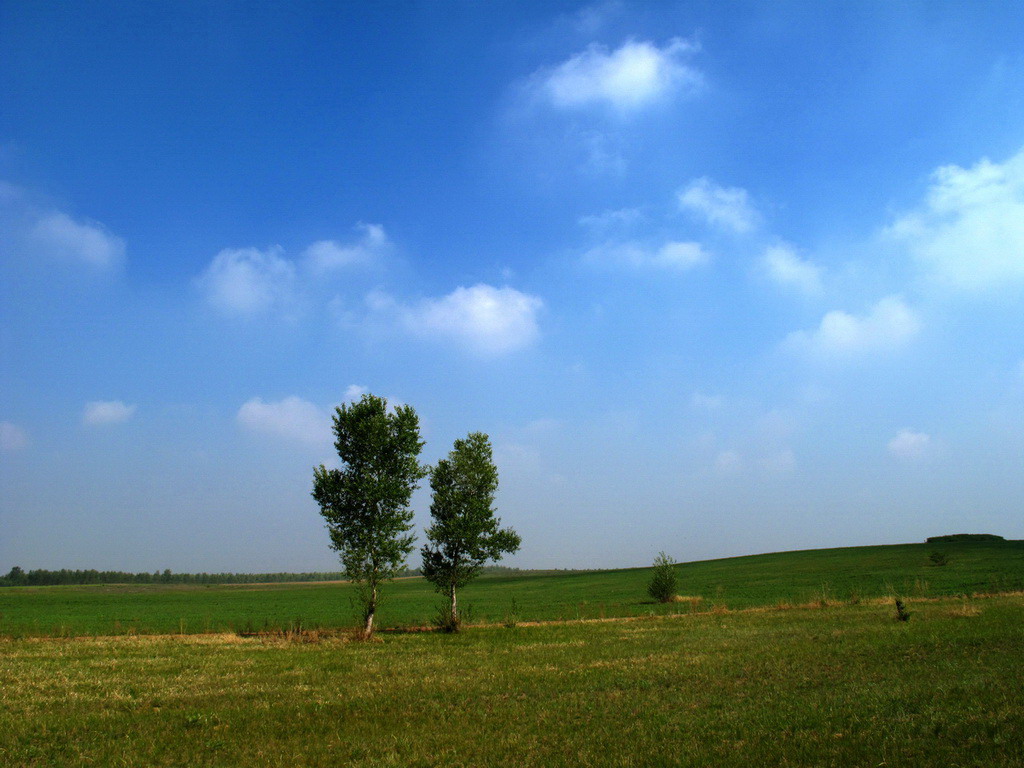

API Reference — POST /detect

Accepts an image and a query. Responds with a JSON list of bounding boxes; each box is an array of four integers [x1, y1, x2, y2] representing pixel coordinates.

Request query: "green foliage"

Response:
[[894, 598, 911, 621], [421, 432, 520, 629], [311, 393, 427, 634], [926, 533, 1005, 543], [0, 568, 424, 587], [4, 540, 1024, 637], [647, 552, 677, 603], [1, 566, 28, 586], [929, 551, 949, 567], [503, 596, 521, 628]]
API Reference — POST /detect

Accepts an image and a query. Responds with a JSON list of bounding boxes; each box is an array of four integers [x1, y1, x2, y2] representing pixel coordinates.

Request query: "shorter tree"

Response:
[[647, 552, 677, 603], [2, 566, 27, 587], [421, 432, 520, 631], [312, 394, 427, 638]]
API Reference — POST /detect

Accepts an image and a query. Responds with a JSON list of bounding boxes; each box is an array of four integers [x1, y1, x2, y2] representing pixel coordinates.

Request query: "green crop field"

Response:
[[1, 594, 1021, 767], [1, 539, 1022, 638]]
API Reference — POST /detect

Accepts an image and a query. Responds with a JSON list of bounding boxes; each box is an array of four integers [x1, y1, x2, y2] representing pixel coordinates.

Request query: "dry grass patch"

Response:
[[670, 595, 704, 608], [947, 601, 983, 618]]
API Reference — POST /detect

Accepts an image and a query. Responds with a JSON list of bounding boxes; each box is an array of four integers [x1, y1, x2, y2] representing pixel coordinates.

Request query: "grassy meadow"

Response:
[[1, 539, 1022, 638], [1, 540, 1022, 766], [1, 594, 1021, 767]]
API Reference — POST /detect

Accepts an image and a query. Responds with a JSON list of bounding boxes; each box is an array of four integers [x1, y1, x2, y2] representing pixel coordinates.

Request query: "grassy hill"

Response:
[[2, 539, 1022, 637], [3, 595, 1023, 766]]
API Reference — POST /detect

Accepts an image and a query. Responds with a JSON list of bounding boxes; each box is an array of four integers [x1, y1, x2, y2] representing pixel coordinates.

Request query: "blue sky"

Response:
[[2, 1, 1023, 572]]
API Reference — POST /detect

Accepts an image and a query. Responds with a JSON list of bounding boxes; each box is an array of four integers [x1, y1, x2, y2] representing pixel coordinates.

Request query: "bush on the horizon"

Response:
[[925, 534, 1004, 543]]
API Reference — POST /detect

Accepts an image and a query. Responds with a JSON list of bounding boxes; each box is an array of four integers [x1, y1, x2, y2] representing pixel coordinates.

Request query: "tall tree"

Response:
[[421, 432, 521, 630], [312, 394, 427, 638]]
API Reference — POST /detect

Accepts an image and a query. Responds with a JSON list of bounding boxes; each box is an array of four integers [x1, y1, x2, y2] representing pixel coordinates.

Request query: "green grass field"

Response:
[[2, 539, 1022, 637], [1, 594, 1021, 767]]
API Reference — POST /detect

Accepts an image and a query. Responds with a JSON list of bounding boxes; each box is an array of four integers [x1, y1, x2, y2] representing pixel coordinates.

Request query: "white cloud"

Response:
[[31, 212, 125, 268], [784, 295, 921, 359], [577, 130, 628, 175], [197, 246, 296, 316], [571, 1, 624, 34], [538, 38, 701, 112], [83, 400, 136, 426], [405, 284, 543, 355], [237, 396, 330, 445], [578, 207, 644, 231], [678, 177, 759, 233], [655, 242, 711, 270], [887, 146, 1024, 289], [888, 429, 931, 459], [761, 244, 823, 295], [343, 384, 369, 403], [303, 223, 390, 273], [0, 421, 28, 451], [583, 240, 710, 271]]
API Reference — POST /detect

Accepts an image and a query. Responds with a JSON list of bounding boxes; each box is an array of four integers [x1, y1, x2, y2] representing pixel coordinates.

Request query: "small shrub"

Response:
[[433, 603, 474, 633], [814, 582, 833, 608], [647, 552, 678, 604], [432, 604, 461, 633], [928, 551, 949, 567], [894, 598, 911, 622], [503, 596, 520, 629]]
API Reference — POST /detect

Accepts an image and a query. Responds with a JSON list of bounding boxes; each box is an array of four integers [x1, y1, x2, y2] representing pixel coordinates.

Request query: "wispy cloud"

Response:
[[785, 296, 920, 359], [887, 145, 1024, 290], [578, 207, 644, 232], [237, 396, 330, 446], [343, 384, 369, 403], [197, 246, 296, 316], [761, 244, 823, 295], [83, 400, 136, 426], [403, 284, 544, 355], [238, 387, 393, 446], [583, 240, 711, 272], [31, 213, 125, 269], [0, 421, 28, 451], [1, 184, 125, 270], [569, 1, 625, 34], [535, 38, 702, 113], [678, 177, 760, 233], [196, 225, 391, 317], [302, 223, 389, 273], [887, 428, 930, 459]]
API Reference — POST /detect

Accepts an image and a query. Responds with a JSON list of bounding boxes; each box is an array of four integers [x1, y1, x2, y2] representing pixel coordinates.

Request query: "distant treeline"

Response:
[[925, 534, 1005, 543], [0, 567, 349, 587], [0, 564, 580, 587]]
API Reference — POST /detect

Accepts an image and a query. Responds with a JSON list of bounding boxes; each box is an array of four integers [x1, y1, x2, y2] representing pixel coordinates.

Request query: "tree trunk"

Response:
[[450, 583, 458, 630], [363, 585, 377, 639]]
